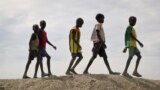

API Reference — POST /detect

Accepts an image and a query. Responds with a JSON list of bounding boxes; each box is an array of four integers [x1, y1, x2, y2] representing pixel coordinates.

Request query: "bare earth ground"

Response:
[[0, 74, 160, 90]]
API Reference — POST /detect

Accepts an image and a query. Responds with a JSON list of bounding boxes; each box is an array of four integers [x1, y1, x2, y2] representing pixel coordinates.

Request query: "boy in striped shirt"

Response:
[[123, 16, 143, 78], [66, 18, 84, 75]]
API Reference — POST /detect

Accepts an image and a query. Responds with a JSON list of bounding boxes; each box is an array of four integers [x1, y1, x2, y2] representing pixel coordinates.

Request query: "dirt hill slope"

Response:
[[0, 74, 160, 90]]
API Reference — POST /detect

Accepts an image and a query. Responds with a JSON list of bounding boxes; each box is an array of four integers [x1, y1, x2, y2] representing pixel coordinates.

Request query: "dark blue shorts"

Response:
[[39, 48, 49, 57]]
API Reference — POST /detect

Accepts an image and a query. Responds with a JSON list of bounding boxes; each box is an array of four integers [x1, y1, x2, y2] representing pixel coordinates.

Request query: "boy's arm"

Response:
[[123, 47, 128, 53], [130, 33, 143, 47], [72, 31, 82, 49], [96, 30, 107, 48], [47, 38, 57, 50]]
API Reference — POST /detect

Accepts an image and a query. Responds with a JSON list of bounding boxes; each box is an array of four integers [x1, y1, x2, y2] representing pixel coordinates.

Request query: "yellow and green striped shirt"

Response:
[[125, 25, 137, 47], [69, 28, 81, 53]]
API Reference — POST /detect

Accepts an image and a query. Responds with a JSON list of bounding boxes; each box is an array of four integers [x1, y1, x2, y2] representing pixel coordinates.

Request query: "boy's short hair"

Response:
[[76, 18, 84, 24], [129, 16, 136, 23], [40, 20, 46, 25], [33, 24, 39, 30], [96, 13, 104, 21]]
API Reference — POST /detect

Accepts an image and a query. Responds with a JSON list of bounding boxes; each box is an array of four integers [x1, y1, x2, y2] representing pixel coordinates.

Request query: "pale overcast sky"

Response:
[[0, 0, 160, 79]]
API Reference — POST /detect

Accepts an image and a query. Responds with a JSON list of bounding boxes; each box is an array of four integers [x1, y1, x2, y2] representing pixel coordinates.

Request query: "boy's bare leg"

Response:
[[46, 55, 52, 76], [23, 58, 32, 79], [33, 59, 39, 78], [122, 56, 133, 78], [103, 55, 120, 75], [83, 55, 96, 74], [71, 54, 83, 74], [40, 62, 48, 77], [66, 57, 76, 75], [84, 45, 99, 74], [133, 53, 142, 77], [37, 56, 48, 77]]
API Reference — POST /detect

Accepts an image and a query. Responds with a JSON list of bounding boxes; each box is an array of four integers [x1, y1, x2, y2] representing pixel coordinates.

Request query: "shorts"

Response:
[[29, 50, 38, 60], [129, 47, 140, 57], [92, 42, 107, 57], [39, 48, 49, 57], [71, 52, 83, 59]]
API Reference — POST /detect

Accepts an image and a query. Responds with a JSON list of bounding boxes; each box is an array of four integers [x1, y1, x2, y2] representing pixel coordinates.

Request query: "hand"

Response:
[[138, 42, 143, 47], [79, 45, 82, 50], [53, 46, 57, 50], [103, 43, 107, 49], [100, 41, 106, 49], [123, 47, 127, 53]]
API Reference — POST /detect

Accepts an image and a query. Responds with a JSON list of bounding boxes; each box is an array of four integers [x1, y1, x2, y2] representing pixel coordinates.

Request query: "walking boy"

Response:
[[38, 20, 57, 76], [122, 16, 143, 78], [66, 18, 84, 75], [23, 24, 45, 78], [83, 13, 120, 75]]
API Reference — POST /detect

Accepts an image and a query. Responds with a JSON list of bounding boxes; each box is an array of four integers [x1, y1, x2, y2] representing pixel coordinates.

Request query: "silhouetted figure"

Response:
[[83, 13, 120, 75], [23, 24, 45, 79], [38, 20, 56, 77], [66, 18, 84, 75], [122, 16, 144, 78]]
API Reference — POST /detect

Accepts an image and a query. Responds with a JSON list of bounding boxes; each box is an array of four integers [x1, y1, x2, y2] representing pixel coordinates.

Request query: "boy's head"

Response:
[[33, 24, 39, 33], [129, 16, 137, 26], [96, 13, 104, 23], [40, 20, 46, 30], [76, 18, 84, 28]]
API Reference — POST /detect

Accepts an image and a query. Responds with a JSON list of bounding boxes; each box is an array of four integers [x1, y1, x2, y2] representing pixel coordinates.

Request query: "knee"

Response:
[[126, 56, 133, 63], [92, 55, 97, 59], [27, 60, 32, 65], [37, 57, 42, 61], [138, 54, 142, 59], [79, 56, 83, 60], [37, 59, 42, 63], [47, 55, 51, 60], [72, 56, 76, 60], [128, 56, 133, 59], [103, 55, 107, 59], [28, 57, 33, 64]]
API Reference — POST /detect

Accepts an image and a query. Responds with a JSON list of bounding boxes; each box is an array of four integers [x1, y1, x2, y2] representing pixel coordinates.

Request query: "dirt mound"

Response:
[[0, 74, 160, 90]]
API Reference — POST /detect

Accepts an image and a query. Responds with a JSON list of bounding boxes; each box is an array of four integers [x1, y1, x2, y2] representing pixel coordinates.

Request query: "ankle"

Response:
[[70, 68, 75, 71], [123, 71, 127, 74], [83, 70, 88, 73], [109, 70, 113, 74], [133, 70, 137, 73]]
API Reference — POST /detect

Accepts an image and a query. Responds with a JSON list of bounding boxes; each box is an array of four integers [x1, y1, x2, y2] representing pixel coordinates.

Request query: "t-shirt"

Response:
[[91, 23, 105, 43], [69, 26, 81, 53], [39, 30, 47, 48], [125, 25, 137, 47]]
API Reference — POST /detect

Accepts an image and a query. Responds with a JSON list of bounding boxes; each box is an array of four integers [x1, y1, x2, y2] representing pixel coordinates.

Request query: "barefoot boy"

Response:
[[83, 13, 120, 75], [122, 16, 143, 78], [23, 24, 44, 78], [38, 20, 57, 77], [66, 18, 84, 75]]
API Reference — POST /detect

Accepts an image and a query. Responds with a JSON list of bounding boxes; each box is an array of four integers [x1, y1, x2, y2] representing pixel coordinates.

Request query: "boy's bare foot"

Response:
[[70, 69, 78, 75], [83, 71, 89, 74], [48, 73, 53, 77], [110, 71, 121, 75], [66, 71, 73, 75], [33, 76, 37, 78], [132, 72, 142, 77], [23, 75, 31, 79], [122, 72, 132, 78], [41, 73, 48, 77]]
